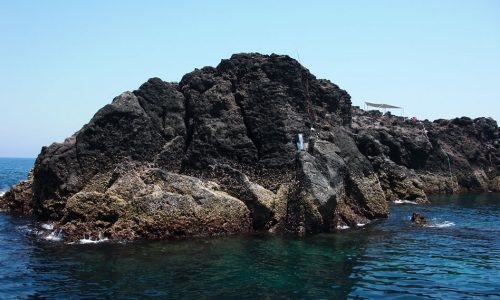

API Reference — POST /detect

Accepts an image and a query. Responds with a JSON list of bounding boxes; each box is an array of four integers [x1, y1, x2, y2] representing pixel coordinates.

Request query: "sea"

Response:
[[0, 157, 499, 299]]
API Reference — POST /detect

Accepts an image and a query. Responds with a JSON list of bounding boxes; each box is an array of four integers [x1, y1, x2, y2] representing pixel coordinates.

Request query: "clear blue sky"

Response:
[[0, 0, 499, 157]]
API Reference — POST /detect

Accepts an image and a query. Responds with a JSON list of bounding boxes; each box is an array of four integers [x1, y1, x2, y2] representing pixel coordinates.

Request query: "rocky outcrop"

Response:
[[0, 171, 33, 214], [289, 132, 387, 233], [60, 161, 252, 241], [1, 53, 377, 242], [1, 53, 498, 242], [352, 109, 499, 202]]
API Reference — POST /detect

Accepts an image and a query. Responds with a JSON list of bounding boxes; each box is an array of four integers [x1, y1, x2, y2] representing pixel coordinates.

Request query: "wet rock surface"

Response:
[[411, 212, 427, 225], [1, 53, 498, 242]]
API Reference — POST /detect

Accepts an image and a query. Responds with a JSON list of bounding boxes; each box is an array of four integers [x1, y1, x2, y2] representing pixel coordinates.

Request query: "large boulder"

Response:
[[59, 162, 252, 242], [288, 130, 388, 233]]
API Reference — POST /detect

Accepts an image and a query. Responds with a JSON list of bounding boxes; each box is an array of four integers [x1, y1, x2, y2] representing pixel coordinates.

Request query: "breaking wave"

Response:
[[45, 229, 64, 241], [425, 219, 455, 228], [78, 237, 110, 244], [70, 233, 110, 244], [41, 223, 54, 230], [394, 199, 418, 205]]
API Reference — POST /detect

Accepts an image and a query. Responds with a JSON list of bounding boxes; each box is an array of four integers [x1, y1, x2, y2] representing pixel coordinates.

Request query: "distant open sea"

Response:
[[0, 157, 499, 299], [0, 157, 35, 195]]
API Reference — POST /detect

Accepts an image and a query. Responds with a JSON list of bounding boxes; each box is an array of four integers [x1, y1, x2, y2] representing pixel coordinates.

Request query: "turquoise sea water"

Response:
[[0, 158, 499, 299]]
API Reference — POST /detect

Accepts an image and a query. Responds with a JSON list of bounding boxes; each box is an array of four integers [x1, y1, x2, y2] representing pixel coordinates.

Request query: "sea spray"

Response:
[[78, 232, 109, 244], [41, 223, 54, 230], [425, 219, 455, 228], [45, 229, 64, 241]]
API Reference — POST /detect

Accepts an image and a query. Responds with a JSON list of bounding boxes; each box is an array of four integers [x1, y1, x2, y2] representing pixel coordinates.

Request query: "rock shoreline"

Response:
[[1, 53, 499, 242]]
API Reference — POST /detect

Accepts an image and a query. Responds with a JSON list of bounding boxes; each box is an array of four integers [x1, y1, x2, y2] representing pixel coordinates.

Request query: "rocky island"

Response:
[[1, 53, 499, 242]]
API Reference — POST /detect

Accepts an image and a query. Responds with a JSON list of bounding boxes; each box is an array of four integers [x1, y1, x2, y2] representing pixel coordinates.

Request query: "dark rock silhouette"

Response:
[[1, 53, 499, 242]]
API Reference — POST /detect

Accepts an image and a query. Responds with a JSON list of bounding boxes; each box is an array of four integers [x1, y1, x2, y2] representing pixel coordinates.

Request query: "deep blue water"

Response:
[[0, 157, 35, 194], [0, 157, 499, 299]]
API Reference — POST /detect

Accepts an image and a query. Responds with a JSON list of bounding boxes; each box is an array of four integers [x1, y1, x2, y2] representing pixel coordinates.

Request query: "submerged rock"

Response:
[[0, 53, 498, 242], [411, 212, 427, 225]]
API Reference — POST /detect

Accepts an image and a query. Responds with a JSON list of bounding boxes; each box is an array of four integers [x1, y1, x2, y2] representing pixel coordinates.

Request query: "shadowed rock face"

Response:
[[1, 53, 498, 242]]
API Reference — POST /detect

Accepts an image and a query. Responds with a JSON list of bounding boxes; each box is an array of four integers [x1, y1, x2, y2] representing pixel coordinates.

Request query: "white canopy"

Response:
[[364, 102, 404, 116], [365, 102, 401, 109]]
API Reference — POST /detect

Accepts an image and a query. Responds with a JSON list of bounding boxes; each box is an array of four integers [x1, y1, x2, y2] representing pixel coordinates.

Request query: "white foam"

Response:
[[41, 223, 54, 230], [356, 223, 367, 227], [17, 225, 33, 234], [78, 237, 109, 244], [45, 229, 64, 241], [78, 233, 109, 244], [337, 225, 350, 230], [0, 190, 5, 197], [394, 199, 418, 205], [426, 221, 455, 228]]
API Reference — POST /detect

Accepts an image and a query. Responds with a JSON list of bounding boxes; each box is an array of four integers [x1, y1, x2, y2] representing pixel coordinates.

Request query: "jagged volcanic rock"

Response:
[[352, 108, 500, 200], [1, 53, 498, 242]]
